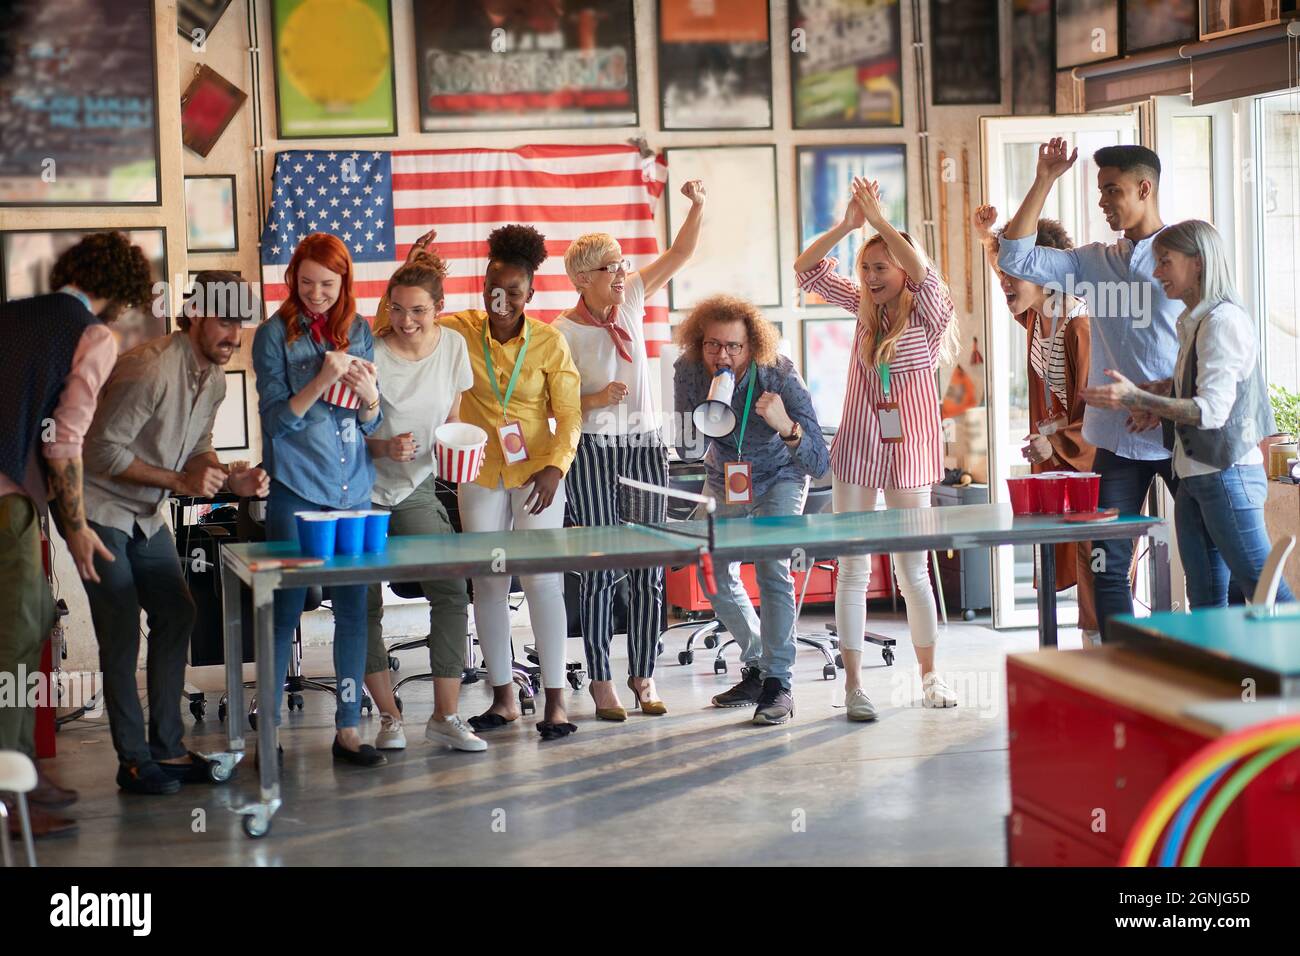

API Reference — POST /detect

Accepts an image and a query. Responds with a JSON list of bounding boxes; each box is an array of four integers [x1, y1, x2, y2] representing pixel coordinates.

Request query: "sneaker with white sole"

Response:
[[425, 714, 487, 752], [922, 673, 958, 708], [375, 714, 407, 750], [845, 688, 879, 721]]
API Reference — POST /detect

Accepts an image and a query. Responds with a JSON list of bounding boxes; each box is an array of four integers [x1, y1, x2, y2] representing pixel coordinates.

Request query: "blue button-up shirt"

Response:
[[252, 312, 381, 509], [998, 232, 1181, 460], [674, 354, 830, 499]]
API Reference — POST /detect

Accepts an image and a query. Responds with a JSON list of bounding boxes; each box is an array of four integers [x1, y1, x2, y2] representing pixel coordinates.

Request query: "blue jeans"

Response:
[[266, 480, 368, 729], [698, 478, 809, 689], [1093, 447, 1178, 634], [1175, 465, 1295, 609]]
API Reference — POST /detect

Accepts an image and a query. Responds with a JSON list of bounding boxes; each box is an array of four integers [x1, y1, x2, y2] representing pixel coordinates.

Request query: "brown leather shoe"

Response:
[[3, 799, 79, 839], [30, 767, 79, 809]]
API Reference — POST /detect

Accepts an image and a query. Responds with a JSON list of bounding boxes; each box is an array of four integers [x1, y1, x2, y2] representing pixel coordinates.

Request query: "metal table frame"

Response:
[[214, 503, 1166, 837]]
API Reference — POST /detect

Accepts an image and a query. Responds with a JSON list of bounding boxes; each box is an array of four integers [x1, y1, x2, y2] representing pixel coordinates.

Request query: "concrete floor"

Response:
[[33, 609, 1057, 866]]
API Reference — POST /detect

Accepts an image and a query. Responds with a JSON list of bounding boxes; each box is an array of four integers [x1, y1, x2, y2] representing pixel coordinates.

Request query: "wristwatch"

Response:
[[782, 421, 802, 444]]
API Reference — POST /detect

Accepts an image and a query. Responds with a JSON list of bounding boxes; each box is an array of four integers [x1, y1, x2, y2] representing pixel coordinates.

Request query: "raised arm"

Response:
[[998, 139, 1086, 287], [638, 180, 706, 299], [855, 177, 924, 285], [794, 187, 867, 274]]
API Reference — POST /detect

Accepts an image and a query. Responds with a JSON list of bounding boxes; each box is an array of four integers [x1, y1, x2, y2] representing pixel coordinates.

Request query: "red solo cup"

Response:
[[1065, 472, 1101, 514], [435, 422, 488, 483], [1036, 474, 1068, 515], [1006, 477, 1036, 516]]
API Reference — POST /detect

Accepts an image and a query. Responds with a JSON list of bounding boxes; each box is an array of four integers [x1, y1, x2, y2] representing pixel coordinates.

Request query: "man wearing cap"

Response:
[[673, 295, 828, 726], [80, 271, 268, 795]]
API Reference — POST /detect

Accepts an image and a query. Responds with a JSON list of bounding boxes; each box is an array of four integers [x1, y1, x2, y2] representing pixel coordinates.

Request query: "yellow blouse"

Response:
[[440, 309, 582, 489]]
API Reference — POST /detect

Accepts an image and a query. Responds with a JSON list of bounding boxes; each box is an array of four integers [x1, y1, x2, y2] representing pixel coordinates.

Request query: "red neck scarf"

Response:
[[570, 294, 633, 363], [304, 308, 329, 345]]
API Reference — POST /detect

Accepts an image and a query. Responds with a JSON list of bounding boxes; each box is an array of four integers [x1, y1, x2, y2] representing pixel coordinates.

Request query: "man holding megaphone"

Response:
[[673, 296, 828, 725]]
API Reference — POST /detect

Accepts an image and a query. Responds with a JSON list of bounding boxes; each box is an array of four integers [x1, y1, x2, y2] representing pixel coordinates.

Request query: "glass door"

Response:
[[979, 112, 1139, 629]]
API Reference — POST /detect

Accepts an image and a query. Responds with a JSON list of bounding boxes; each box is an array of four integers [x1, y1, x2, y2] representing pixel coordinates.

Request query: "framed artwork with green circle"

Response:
[[270, 0, 397, 138]]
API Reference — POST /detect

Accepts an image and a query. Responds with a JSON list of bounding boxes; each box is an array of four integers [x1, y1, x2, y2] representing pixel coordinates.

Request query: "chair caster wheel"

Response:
[[393, 693, 403, 714], [242, 812, 271, 839], [567, 671, 585, 691], [713, 659, 727, 674], [835, 653, 844, 668], [190, 700, 206, 721], [822, 663, 837, 680], [360, 695, 373, 715], [389, 655, 400, 672], [530, 674, 542, 692], [519, 690, 536, 715], [288, 693, 304, 711], [703, 635, 718, 649], [656, 641, 665, 656], [962, 609, 977, 622], [218, 703, 228, 723], [678, 651, 694, 665], [249, 712, 258, 731], [208, 757, 235, 783], [883, 647, 895, 666]]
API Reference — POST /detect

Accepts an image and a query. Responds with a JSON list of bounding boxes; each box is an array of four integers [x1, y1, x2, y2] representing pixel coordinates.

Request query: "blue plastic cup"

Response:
[[295, 512, 338, 559], [361, 510, 391, 553], [334, 511, 367, 556]]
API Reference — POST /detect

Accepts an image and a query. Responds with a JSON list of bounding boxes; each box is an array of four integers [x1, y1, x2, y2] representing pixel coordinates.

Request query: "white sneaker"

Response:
[[845, 688, 879, 722], [425, 714, 487, 752], [375, 714, 407, 750], [922, 673, 958, 708]]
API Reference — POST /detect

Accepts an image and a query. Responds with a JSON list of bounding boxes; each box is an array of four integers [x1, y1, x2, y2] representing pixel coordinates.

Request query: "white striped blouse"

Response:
[[1027, 299, 1085, 411], [795, 257, 954, 490]]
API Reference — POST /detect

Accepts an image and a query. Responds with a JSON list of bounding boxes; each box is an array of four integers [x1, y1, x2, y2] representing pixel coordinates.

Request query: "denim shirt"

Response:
[[674, 354, 829, 499], [252, 311, 381, 509]]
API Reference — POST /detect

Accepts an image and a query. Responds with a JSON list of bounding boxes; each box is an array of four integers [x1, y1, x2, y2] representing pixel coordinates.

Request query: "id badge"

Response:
[[497, 420, 531, 464], [724, 461, 753, 505], [1037, 415, 1067, 437], [877, 402, 904, 444]]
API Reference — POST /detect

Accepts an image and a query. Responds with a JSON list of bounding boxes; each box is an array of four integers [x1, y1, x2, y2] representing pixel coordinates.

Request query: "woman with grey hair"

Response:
[[553, 179, 706, 720], [1081, 219, 1293, 608]]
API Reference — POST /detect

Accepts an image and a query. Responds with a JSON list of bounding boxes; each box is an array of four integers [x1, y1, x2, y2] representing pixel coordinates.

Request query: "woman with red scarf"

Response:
[[251, 233, 387, 767]]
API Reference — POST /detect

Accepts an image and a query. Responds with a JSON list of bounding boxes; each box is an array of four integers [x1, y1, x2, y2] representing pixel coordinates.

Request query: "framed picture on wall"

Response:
[[213, 370, 250, 452], [664, 146, 780, 310], [180, 65, 248, 158], [797, 145, 907, 307], [414, 0, 637, 131], [1011, 0, 1054, 115], [800, 318, 857, 428], [184, 175, 238, 253], [790, 0, 903, 128], [1124, 0, 1197, 53], [0, 0, 161, 205], [930, 0, 1000, 105], [177, 0, 236, 42], [1201, 0, 1280, 40], [1054, 0, 1120, 69], [1, 228, 169, 351], [659, 0, 772, 130], [271, 0, 397, 138]]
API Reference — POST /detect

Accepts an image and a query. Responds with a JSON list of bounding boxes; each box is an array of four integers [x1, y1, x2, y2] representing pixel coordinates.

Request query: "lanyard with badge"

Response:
[[874, 328, 905, 444], [482, 318, 532, 464], [1036, 312, 1068, 437], [723, 365, 757, 505]]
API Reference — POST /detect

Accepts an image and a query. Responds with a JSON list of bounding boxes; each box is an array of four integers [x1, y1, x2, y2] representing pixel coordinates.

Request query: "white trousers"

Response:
[[832, 480, 939, 650], [458, 479, 569, 689]]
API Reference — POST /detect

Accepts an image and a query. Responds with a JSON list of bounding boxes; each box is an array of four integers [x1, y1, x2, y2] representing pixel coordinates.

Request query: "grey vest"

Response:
[[1162, 306, 1275, 470]]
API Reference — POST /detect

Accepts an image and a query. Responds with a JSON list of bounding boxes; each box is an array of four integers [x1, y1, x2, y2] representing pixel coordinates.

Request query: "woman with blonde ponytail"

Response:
[[795, 177, 958, 719]]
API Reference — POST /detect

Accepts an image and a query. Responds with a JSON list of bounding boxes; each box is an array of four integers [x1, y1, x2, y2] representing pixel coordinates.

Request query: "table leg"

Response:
[[1035, 543, 1058, 648], [238, 578, 281, 838], [219, 558, 245, 752]]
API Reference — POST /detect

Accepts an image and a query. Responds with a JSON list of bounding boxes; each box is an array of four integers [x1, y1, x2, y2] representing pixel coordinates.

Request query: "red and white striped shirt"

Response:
[[795, 257, 954, 490]]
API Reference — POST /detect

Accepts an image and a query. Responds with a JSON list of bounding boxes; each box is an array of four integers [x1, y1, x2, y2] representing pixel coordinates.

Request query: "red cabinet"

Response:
[[664, 554, 894, 614]]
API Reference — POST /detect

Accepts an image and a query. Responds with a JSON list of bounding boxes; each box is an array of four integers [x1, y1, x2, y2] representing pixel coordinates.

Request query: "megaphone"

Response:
[[693, 367, 738, 438]]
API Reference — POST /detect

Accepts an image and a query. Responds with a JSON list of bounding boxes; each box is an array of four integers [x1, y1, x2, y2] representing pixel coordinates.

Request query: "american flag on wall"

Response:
[[259, 143, 671, 354]]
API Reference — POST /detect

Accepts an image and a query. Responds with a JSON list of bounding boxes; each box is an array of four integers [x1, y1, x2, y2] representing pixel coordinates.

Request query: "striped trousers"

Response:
[[566, 433, 668, 681]]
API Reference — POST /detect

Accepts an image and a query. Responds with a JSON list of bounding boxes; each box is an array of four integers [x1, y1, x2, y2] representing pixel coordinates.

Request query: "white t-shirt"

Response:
[[554, 272, 659, 436], [371, 329, 474, 506]]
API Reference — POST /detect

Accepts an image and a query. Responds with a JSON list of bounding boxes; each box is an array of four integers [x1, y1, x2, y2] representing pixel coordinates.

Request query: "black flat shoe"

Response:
[[537, 721, 577, 741], [468, 712, 516, 732], [332, 739, 387, 767], [160, 751, 234, 784], [116, 762, 181, 795]]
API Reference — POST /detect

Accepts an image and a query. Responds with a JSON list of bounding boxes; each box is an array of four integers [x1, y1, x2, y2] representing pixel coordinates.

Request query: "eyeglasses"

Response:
[[702, 339, 746, 356], [389, 305, 434, 318], [586, 259, 631, 275]]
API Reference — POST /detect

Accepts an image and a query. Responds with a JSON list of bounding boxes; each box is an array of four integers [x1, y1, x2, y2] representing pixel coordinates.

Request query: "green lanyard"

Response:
[[734, 364, 757, 456], [482, 318, 530, 419], [876, 329, 892, 399]]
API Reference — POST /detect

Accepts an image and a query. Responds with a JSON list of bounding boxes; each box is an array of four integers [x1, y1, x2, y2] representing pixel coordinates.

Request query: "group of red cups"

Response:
[[1006, 471, 1101, 516]]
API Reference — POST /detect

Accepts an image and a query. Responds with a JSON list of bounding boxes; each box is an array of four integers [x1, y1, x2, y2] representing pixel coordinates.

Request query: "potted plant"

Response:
[[1266, 384, 1299, 478]]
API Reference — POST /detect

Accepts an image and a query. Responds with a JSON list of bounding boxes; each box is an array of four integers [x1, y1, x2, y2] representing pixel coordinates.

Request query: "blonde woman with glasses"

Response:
[[795, 177, 960, 720]]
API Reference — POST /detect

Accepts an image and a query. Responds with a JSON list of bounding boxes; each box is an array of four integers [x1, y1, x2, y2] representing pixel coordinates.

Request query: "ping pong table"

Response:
[[214, 502, 1164, 837]]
